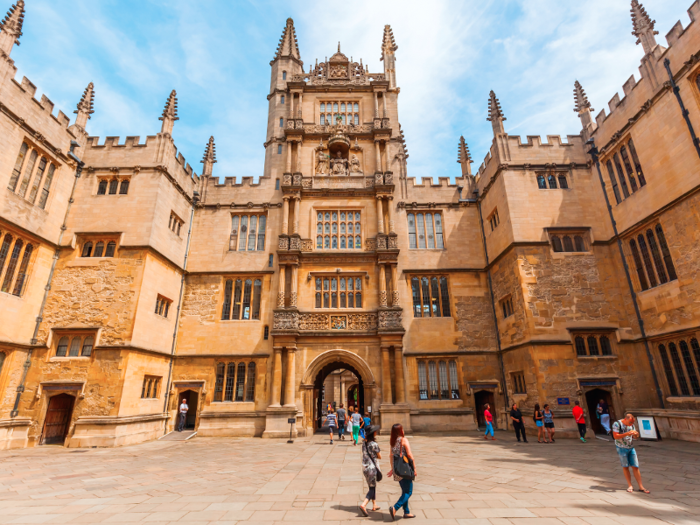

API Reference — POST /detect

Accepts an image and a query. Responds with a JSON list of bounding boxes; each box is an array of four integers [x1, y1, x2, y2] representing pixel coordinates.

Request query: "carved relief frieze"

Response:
[[273, 310, 298, 330], [365, 238, 377, 251], [282, 173, 292, 186], [330, 315, 347, 329], [289, 237, 302, 251], [347, 313, 378, 331], [299, 313, 328, 330], [278, 237, 289, 250], [300, 239, 314, 252], [378, 309, 403, 331]]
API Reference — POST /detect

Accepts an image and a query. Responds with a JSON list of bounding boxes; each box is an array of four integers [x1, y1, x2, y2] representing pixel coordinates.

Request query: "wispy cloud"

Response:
[[8, 0, 691, 181]]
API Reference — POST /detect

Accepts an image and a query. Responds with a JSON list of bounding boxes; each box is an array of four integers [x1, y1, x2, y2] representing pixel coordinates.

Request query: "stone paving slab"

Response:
[[0, 431, 698, 523]]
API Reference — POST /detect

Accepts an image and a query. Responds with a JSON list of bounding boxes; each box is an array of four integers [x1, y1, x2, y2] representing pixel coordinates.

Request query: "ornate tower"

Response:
[[631, 0, 658, 56], [0, 0, 24, 56]]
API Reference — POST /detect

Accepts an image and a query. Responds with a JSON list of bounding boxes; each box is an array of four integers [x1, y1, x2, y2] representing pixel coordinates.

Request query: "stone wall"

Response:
[[454, 292, 498, 352]]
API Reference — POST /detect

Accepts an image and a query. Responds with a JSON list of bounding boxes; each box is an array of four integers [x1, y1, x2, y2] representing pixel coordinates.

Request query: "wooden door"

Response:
[[42, 394, 74, 445]]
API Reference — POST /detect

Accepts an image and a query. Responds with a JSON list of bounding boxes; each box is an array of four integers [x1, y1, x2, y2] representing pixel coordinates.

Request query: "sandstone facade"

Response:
[[2, 1, 700, 448]]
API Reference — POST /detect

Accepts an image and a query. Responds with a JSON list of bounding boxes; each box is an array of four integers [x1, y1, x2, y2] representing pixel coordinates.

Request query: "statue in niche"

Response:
[[349, 154, 361, 174], [315, 150, 328, 175], [330, 151, 348, 176]]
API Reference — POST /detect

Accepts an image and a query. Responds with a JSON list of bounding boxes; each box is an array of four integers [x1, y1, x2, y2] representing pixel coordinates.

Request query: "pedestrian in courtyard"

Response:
[[598, 399, 611, 434], [325, 407, 337, 444], [359, 424, 382, 517], [573, 400, 587, 442], [336, 403, 347, 441], [533, 403, 546, 443], [612, 412, 650, 494], [351, 406, 363, 446], [510, 402, 528, 442], [388, 423, 416, 520], [177, 398, 188, 432], [543, 403, 555, 442], [483, 403, 495, 440]]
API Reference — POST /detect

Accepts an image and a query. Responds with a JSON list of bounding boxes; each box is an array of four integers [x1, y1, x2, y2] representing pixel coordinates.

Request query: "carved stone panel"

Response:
[[348, 313, 378, 331], [300, 239, 314, 252], [282, 174, 292, 186], [299, 313, 328, 330], [376, 236, 388, 250], [289, 237, 302, 251], [365, 238, 377, 251], [330, 316, 347, 329], [273, 310, 299, 330], [378, 309, 403, 331], [278, 237, 289, 250]]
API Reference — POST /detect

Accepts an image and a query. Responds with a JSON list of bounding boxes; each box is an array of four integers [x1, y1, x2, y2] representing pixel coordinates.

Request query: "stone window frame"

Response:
[[546, 228, 591, 254], [417, 358, 460, 400], [7, 139, 60, 210], [601, 136, 647, 205], [0, 229, 36, 298], [318, 100, 361, 126], [315, 209, 363, 251], [52, 331, 96, 358], [79, 237, 118, 258], [314, 274, 364, 309], [410, 275, 452, 318], [155, 294, 172, 318], [230, 213, 267, 252], [656, 336, 700, 399], [221, 277, 264, 321], [570, 331, 616, 358], [487, 208, 499, 232], [141, 375, 162, 399], [511, 371, 526, 394], [500, 295, 514, 319], [407, 211, 445, 250], [536, 170, 569, 190], [213, 361, 257, 403], [625, 222, 677, 292], [97, 176, 131, 196], [169, 212, 184, 237]]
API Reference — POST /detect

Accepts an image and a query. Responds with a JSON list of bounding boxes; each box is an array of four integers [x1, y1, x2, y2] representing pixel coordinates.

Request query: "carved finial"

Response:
[[0, 0, 25, 55], [273, 17, 301, 61], [201, 136, 217, 177], [159, 90, 179, 135], [573, 80, 593, 114], [381, 25, 399, 89], [457, 136, 472, 176], [381, 24, 398, 61], [487, 90, 506, 136], [398, 124, 409, 159], [631, 0, 658, 56], [74, 82, 95, 130]]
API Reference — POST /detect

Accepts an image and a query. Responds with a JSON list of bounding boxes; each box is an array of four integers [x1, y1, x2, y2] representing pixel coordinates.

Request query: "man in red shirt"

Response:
[[573, 400, 586, 442]]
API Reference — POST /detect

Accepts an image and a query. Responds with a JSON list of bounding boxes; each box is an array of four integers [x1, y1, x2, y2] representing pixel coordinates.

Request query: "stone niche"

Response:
[[313, 127, 364, 189]]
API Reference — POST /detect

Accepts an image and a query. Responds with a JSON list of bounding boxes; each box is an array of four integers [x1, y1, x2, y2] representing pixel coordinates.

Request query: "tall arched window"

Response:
[[108, 179, 119, 194], [613, 153, 631, 197], [279, 117, 284, 128], [0, 234, 11, 276], [257, 216, 267, 250], [8, 142, 28, 191], [12, 244, 33, 296], [246, 362, 256, 401], [669, 343, 690, 395], [225, 362, 236, 401], [119, 180, 129, 194], [655, 224, 677, 280], [552, 236, 563, 252], [600, 336, 612, 356], [68, 336, 82, 357], [235, 362, 246, 401], [606, 160, 622, 204], [619, 146, 638, 192], [629, 239, 649, 290], [17, 149, 37, 197], [81, 336, 94, 356], [241, 279, 253, 320], [27, 157, 47, 203], [56, 336, 69, 357], [563, 236, 574, 252], [449, 360, 459, 398], [222, 279, 233, 320], [281, 95, 285, 104], [637, 235, 657, 287], [575, 336, 586, 356], [547, 174, 557, 189], [627, 138, 646, 186], [81, 242, 93, 258], [94, 242, 104, 258], [252, 279, 262, 320], [282, 71, 287, 80], [587, 336, 599, 356], [557, 175, 568, 189], [645, 229, 667, 284], [574, 236, 585, 252], [98, 180, 108, 195], [417, 361, 428, 400], [428, 361, 439, 399], [680, 340, 700, 395], [658, 344, 678, 396], [214, 363, 226, 402], [38, 163, 56, 209], [438, 361, 449, 398], [1, 239, 23, 293], [537, 174, 547, 189]]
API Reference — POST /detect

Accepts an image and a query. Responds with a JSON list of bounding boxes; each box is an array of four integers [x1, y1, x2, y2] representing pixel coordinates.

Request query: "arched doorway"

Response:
[[474, 390, 495, 430], [178, 390, 199, 431], [41, 394, 75, 445], [314, 361, 364, 431], [347, 384, 359, 410], [585, 388, 615, 435]]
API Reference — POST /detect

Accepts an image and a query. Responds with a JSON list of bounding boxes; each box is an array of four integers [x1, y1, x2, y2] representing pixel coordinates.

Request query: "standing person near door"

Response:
[[177, 398, 188, 432], [612, 412, 650, 494], [351, 406, 363, 446], [573, 400, 587, 442], [336, 404, 347, 441], [325, 407, 337, 445], [542, 404, 555, 443], [598, 399, 611, 435], [483, 403, 495, 440], [388, 423, 416, 520], [510, 403, 528, 443]]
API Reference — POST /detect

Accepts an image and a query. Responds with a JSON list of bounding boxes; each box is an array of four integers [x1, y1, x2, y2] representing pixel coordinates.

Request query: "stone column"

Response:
[[374, 140, 381, 173], [387, 196, 395, 234], [376, 196, 384, 235], [277, 265, 286, 307], [390, 264, 399, 306], [394, 346, 406, 404], [290, 94, 295, 119], [290, 265, 298, 308], [379, 264, 387, 307], [292, 197, 300, 235], [271, 347, 283, 406], [286, 141, 292, 173], [382, 347, 393, 405], [282, 196, 290, 235], [295, 142, 302, 173], [374, 92, 379, 117], [284, 347, 296, 407], [382, 93, 387, 118], [298, 93, 303, 118]]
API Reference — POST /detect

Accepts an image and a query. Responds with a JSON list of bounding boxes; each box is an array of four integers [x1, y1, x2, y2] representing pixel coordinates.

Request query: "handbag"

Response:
[[364, 441, 383, 482], [393, 438, 415, 480]]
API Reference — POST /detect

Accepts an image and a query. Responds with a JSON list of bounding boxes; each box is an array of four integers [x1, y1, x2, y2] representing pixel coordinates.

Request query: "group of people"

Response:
[[484, 401, 650, 494], [324, 404, 370, 445]]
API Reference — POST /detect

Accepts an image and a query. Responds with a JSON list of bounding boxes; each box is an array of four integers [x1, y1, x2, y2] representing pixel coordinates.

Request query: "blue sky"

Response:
[[7, 0, 690, 181]]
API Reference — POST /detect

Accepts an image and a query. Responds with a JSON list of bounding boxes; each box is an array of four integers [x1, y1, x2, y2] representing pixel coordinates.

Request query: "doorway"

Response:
[[41, 394, 75, 445], [347, 384, 359, 410], [313, 362, 364, 432], [474, 390, 495, 429], [178, 390, 199, 431], [585, 388, 614, 435]]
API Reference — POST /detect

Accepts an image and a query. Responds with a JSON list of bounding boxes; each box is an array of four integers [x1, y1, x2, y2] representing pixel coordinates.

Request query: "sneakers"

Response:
[[580, 437, 587, 442], [330, 440, 334, 444]]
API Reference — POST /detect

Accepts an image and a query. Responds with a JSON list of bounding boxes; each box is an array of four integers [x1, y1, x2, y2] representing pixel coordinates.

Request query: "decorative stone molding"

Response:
[[300, 239, 313, 252], [289, 237, 302, 251], [392, 290, 400, 306], [277, 292, 285, 308], [376, 236, 388, 250], [380, 290, 388, 307], [365, 177, 375, 188], [282, 173, 292, 186], [278, 236, 289, 250], [289, 292, 298, 308], [292, 174, 303, 186], [289, 312, 379, 332], [378, 309, 403, 331], [365, 238, 377, 251], [273, 310, 298, 330], [388, 235, 398, 249]]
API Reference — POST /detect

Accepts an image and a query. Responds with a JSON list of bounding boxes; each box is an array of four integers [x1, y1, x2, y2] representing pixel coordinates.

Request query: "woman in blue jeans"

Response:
[[387, 423, 416, 520]]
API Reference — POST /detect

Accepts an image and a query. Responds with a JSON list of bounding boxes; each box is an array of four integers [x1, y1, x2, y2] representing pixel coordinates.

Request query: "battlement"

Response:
[[205, 172, 275, 188], [3, 73, 72, 130], [405, 174, 470, 189]]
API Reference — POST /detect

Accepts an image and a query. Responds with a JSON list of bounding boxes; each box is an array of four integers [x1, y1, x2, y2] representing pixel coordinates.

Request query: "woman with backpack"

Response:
[[359, 425, 382, 517], [387, 423, 416, 520]]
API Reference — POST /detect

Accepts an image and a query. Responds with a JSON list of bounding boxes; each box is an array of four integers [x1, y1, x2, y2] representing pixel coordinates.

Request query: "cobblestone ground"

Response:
[[0, 431, 699, 524]]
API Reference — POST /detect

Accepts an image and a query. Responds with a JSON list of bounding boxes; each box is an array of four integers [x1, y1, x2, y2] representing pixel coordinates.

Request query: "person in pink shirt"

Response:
[[483, 403, 495, 440], [573, 400, 587, 442]]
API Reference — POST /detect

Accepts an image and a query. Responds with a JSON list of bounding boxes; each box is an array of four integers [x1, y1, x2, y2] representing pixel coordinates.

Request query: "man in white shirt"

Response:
[[177, 399, 188, 432]]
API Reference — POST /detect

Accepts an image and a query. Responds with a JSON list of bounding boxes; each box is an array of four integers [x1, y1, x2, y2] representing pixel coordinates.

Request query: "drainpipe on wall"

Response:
[[663, 58, 700, 161], [586, 139, 664, 409], [460, 186, 510, 419], [10, 141, 84, 418], [162, 190, 199, 433]]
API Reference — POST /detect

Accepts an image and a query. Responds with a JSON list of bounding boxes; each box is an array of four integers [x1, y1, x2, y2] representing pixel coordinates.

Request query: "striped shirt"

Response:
[[326, 413, 337, 427]]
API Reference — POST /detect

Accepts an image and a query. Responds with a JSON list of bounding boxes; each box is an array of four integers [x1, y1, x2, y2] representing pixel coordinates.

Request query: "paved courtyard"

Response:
[[0, 431, 699, 524]]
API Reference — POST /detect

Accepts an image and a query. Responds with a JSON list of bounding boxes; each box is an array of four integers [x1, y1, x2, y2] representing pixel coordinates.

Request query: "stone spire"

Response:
[[74, 82, 95, 130], [398, 124, 408, 159], [273, 18, 300, 61], [457, 136, 472, 176], [159, 90, 178, 135], [0, 0, 25, 56], [573, 80, 595, 131], [631, 0, 658, 56], [201, 136, 217, 177], [381, 24, 398, 89], [487, 90, 506, 136]]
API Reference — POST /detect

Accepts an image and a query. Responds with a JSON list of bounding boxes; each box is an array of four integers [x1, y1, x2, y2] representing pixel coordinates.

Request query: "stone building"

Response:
[[1, 0, 700, 448]]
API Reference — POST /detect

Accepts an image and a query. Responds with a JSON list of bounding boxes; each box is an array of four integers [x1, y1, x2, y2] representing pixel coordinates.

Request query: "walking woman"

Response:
[[543, 403, 555, 443], [387, 424, 416, 520], [533, 403, 546, 443], [359, 425, 382, 517], [483, 403, 495, 440]]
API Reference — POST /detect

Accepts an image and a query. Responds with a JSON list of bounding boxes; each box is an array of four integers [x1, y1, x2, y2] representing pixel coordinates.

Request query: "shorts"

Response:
[[544, 422, 554, 429], [616, 446, 639, 468], [535, 420, 544, 427]]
